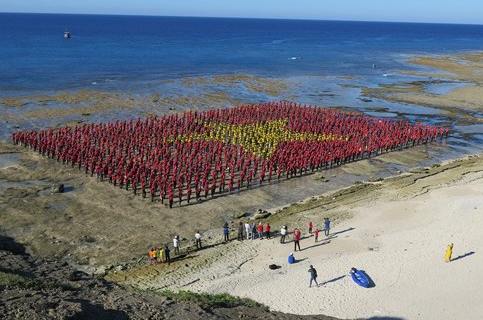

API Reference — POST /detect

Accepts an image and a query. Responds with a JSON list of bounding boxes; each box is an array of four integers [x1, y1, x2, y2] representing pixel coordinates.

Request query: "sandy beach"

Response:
[[2, 51, 483, 320], [111, 154, 483, 320]]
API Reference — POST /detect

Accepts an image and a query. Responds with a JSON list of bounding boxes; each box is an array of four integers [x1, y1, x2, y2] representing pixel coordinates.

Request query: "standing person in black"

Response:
[[308, 265, 319, 288], [164, 245, 171, 265], [237, 221, 244, 241], [223, 222, 230, 242]]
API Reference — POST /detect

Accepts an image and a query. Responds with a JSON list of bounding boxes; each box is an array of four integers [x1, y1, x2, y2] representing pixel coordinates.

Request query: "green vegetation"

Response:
[[159, 290, 268, 310], [0, 271, 58, 290]]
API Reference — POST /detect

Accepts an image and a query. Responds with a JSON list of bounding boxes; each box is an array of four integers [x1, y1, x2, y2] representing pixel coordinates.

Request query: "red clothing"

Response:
[[257, 224, 263, 233], [294, 229, 301, 241]]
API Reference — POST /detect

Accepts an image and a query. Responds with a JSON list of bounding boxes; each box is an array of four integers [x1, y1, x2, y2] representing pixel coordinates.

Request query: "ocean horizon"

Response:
[[2, 13, 483, 93]]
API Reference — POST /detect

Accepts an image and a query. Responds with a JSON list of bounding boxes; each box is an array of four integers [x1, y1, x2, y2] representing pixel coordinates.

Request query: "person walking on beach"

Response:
[[314, 228, 319, 242], [308, 265, 319, 288], [445, 243, 454, 262], [265, 223, 271, 239], [173, 235, 180, 255], [308, 221, 313, 234], [223, 222, 230, 242], [324, 218, 331, 236], [195, 230, 202, 249], [280, 225, 287, 244], [237, 221, 244, 241], [294, 228, 301, 251]]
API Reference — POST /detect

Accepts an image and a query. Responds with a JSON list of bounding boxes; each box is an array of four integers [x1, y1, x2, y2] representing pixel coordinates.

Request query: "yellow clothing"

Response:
[[445, 244, 453, 262]]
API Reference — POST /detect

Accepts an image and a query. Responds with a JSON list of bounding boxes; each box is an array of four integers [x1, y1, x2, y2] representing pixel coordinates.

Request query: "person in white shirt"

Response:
[[195, 231, 202, 249], [280, 225, 287, 244], [244, 222, 251, 240], [173, 235, 180, 255]]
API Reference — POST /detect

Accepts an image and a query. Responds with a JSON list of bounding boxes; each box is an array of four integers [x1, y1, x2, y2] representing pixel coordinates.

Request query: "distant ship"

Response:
[[64, 30, 70, 38]]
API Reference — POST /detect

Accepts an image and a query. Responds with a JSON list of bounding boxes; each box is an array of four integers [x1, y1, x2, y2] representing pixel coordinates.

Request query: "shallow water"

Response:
[[0, 153, 20, 170], [423, 81, 471, 95], [2, 15, 483, 199]]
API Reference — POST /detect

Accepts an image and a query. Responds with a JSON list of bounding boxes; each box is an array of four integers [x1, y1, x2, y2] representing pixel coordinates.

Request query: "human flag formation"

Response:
[[13, 101, 449, 207]]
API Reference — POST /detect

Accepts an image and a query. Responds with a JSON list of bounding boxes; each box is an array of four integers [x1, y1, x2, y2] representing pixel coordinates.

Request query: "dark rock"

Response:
[[0, 235, 26, 255], [51, 184, 65, 194]]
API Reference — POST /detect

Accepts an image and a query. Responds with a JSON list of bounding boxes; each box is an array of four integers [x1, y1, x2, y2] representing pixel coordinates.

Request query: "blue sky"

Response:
[[1, 0, 482, 24]]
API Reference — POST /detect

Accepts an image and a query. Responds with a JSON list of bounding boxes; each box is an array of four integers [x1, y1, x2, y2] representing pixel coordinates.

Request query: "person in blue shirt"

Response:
[[288, 252, 295, 264], [223, 222, 229, 242], [324, 218, 331, 236]]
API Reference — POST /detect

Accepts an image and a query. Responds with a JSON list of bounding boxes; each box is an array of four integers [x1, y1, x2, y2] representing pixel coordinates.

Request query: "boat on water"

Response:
[[64, 30, 70, 38]]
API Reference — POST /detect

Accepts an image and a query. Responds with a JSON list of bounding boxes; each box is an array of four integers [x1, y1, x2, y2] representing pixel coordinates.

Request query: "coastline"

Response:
[[109, 152, 483, 320], [1, 50, 483, 319]]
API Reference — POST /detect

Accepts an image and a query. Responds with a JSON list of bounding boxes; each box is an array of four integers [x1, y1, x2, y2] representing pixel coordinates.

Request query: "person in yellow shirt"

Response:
[[153, 247, 158, 263], [158, 247, 164, 263], [445, 243, 453, 262]]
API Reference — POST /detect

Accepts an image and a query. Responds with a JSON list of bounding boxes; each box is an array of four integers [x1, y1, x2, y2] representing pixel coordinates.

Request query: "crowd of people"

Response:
[[12, 101, 449, 207], [150, 218, 331, 262], [147, 218, 335, 291]]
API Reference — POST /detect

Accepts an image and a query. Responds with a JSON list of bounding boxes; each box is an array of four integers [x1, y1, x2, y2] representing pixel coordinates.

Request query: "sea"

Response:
[[1, 13, 483, 166]]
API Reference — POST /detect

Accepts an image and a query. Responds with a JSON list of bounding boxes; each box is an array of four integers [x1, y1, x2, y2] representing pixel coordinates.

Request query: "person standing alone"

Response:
[[223, 222, 230, 242], [445, 243, 453, 262], [195, 230, 202, 249], [324, 218, 330, 236], [308, 265, 319, 288], [294, 228, 301, 251], [173, 235, 180, 255]]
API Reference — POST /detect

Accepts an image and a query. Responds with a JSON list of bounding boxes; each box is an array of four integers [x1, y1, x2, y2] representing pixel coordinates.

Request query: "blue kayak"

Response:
[[351, 269, 370, 288]]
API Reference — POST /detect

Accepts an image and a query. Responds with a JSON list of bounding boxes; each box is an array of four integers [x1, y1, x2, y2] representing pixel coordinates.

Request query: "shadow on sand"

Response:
[[293, 257, 307, 264], [451, 251, 475, 262], [366, 317, 406, 320], [320, 274, 346, 286], [303, 240, 331, 250], [361, 269, 376, 288], [328, 227, 355, 237]]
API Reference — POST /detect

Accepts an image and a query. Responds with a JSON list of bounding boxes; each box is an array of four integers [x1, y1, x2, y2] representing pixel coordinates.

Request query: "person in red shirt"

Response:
[[308, 221, 313, 234], [256, 223, 264, 239], [293, 228, 301, 251], [314, 228, 319, 242], [265, 223, 271, 239]]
